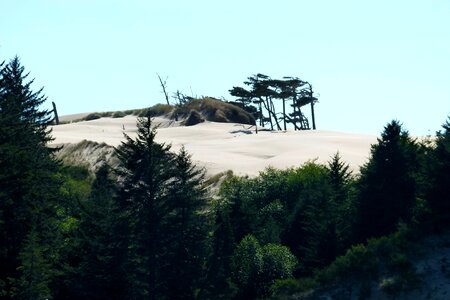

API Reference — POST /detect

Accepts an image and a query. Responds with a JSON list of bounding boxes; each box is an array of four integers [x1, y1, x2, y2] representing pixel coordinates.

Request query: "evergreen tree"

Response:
[[426, 117, 450, 228], [163, 147, 211, 299], [202, 207, 235, 299], [284, 162, 337, 273], [355, 120, 419, 241], [328, 152, 352, 205], [328, 152, 355, 252], [116, 118, 214, 299], [115, 116, 175, 299], [72, 164, 125, 299], [0, 56, 60, 298], [12, 228, 52, 300]]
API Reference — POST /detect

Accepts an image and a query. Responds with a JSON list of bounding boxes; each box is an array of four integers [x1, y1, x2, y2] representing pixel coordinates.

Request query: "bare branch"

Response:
[[157, 73, 170, 105]]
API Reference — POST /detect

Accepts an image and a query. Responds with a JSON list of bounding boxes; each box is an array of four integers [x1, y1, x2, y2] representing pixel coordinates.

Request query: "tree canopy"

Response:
[[229, 74, 318, 131]]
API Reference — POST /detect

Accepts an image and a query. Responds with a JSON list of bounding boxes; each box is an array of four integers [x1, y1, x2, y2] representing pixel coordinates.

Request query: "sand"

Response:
[[50, 115, 377, 176]]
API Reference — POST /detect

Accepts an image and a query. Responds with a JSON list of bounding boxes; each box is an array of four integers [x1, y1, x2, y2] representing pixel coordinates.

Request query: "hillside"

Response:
[[274, 229, 450, 300]]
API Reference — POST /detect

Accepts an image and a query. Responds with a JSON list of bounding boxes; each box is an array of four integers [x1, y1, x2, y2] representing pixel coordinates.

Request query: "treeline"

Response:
[[1, 56, 450, 299]]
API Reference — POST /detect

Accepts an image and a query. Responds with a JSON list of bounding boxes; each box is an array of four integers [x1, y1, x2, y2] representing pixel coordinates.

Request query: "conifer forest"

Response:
[[1, 56, 450, 299]]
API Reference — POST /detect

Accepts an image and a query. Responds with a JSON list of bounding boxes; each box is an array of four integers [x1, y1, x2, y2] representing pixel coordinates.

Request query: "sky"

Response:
[[1, 0, 449, 135]]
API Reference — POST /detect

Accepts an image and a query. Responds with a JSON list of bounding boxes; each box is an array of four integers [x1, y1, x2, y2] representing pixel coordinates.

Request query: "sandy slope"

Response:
[[51, 115, 377, 176]]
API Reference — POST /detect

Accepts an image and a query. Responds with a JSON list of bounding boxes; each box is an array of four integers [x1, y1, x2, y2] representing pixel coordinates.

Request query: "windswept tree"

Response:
[[229, 74, 318, 130], [0, 56, 60, 299]]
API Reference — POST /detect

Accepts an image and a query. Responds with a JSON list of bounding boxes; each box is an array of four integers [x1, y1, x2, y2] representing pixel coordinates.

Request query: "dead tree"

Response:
[[52, 101, 59, 125], [157, 73, 170, 105]]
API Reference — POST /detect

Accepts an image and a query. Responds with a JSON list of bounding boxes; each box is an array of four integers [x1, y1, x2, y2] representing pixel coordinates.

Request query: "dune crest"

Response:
[[51, 115, 377, 176]]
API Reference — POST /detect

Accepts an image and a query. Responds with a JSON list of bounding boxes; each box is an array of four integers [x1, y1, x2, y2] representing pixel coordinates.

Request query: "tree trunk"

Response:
[[270, 99, 282, 130], [262, 97, 274, 130], [311, 101, 316, 130]]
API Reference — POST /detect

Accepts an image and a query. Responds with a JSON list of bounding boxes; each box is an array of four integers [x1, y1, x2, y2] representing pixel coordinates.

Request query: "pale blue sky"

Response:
[[1, 0, 449, 135]]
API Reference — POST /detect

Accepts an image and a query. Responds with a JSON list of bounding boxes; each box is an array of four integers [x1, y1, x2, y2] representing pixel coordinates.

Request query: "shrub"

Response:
[[271, 277, 318, 299], [84, 113, 102, 121], [147, 103, 173, 117], [230, 235, 297, 298], [112, 111, 126, 118], [211, 109, 228, 123], [184, 110, 205, 126], [176, 97, 255, 125]]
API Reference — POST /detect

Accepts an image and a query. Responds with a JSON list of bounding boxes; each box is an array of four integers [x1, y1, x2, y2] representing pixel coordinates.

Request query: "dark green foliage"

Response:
[[112, 111, 126, 118], [2, 55, 450, 300], [355, 120, 419, 241], [258, 243, 298, 297], [230, 235, 297, 299], [226, 100, 259, 121], [11, 228, 52, 299], [231, 235, 261, 299], [202, 204, 236, 299], [219, 167, 292, 245], [328, 152, 356, 252], [115, 117, 211, 299], [163, 147, 211, 299], [283, 162, 338, 273], [328, 151, 352, 204], [0, 56, 61, 298], [229, 74, 316, 130], [84, 112, 102, 121], [70, 164, 125, 299], [115, 116, 175, 299], [299, 227, 417, 299], [205, 168, 292, 297], [426, 117, 450, 227]]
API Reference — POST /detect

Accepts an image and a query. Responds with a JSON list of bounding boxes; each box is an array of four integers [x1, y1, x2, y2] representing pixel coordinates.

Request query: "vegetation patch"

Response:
[[183, 109, 205, 126], [175, 97, 255, 125], [112, 111, 126, 118], [84, 113, 102, 121]]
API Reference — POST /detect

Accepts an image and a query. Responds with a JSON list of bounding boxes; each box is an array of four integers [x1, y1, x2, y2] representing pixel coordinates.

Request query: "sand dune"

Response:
[[51, 115, 377, 176]]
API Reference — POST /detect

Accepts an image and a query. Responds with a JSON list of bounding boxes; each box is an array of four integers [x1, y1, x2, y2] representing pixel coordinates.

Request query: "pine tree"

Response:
[[328, 152, 354, 252], [426, 117, 450, 227], [73, 164, 125, 299], [163, 147, 211, 299], [12, 228, 52, 300], [116, 117, 214, 299], [355, 120, 419, 241], [201, 207, 235, 299], [0, 56, 60, 298], [328, 151, 352, 205], [282, 162, 336, 274], [115, 116, 175, 299]]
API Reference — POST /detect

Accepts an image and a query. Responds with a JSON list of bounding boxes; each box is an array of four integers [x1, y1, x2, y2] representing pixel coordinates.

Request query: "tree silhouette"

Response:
[[115, 117, 212, 299], [355, 120, 419, 241], [163, 147, 211, 299], [229, 74, 318, 130], [0, 56, 60, 298], [115, 116, 175, 299], [426, 117, 450, 228]]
